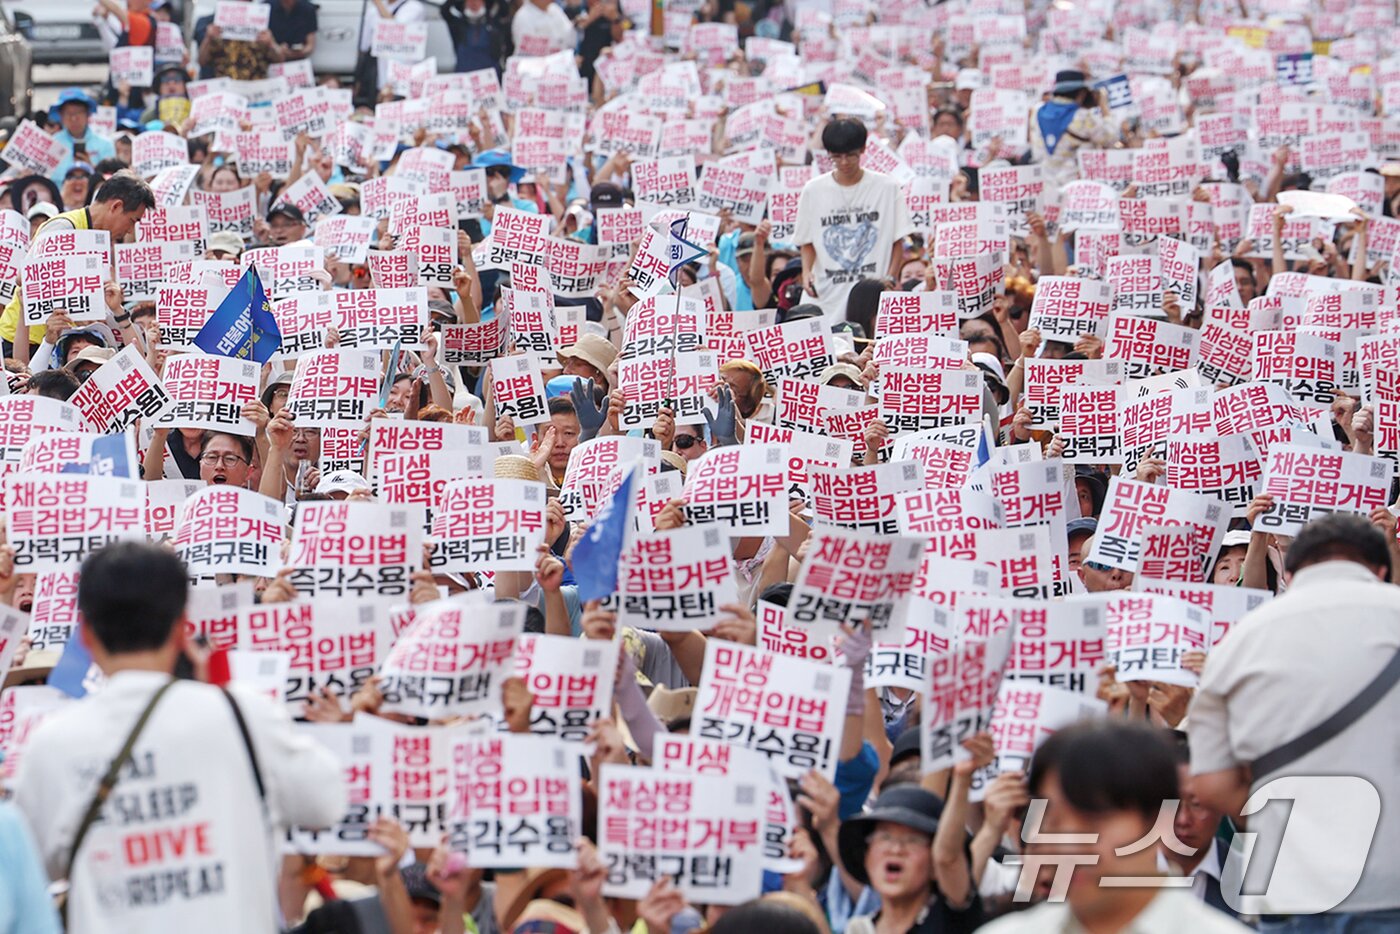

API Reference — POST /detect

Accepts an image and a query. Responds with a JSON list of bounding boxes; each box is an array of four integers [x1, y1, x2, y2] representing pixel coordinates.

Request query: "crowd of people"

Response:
[[0, 0, 1398, 932]]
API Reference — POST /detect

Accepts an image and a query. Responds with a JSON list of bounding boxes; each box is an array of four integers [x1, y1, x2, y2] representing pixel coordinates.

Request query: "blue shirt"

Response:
[[0, 802, 61, 934], [717, 229, 753, 311], [50, 129, 116, 185]]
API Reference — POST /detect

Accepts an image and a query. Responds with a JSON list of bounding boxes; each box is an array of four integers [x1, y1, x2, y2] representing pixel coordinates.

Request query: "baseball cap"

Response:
[[66, 346, 115, 371], [1067, 516, 1098, 540], [267, 202, 306, 224], [589, 182, 624, 208], [26, 202, 58, 221], [1221, 529, 1252, 548], [206, 230, 244, 257], [314, 470, 371, 497]]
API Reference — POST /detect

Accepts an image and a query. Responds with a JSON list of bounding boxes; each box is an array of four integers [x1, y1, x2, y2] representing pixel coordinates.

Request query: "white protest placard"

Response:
[[655, 733, 803, 875], [146, 478, 204, 543], [214, 0, 269, 41], [7, 475, 145, 572], [877, 367, 984, 435], [68, 345, 176, 435], [286, 500, 424, 598], [1120, 386, 1214, 471], [1257, 444, 1395, 536], [488, 208, 551, 267], [445, 732, 582, 869], [429, 478, 547, 573], [1028, 276, 1113, 343], [372, 19, 428, 60], [117, 240, 200, 301], [442, 320, 504, 366], [3, 121, 68, 176], [157, 354, 260, 436], [680, 444, 790, 537], [1104, 594, 1210, 687], [1135, 578, 1273, 647], [1088, 476, 1228, 574], [788, 526, 924, 638], [557, 435, 660, 523], [378, 595, 525, 720], [109, 45, 154, 87], [156, 282, 227, 351], [598, 764, 764, 905], [695, 639, 850, 780], [1104, 315, 1201, 379], [234, 129, 294, 178], [25, 571, 75, 653], [190, 186, 257, 240], [969, 681, 1107, 799], [1057, 180, 1121, 232], [286, 720, 384, 855], [365, 419, 489, 483], [239, 600, 393, 706], [491, 354, 550, 426], [314, 214, 379, 265], [810, 461, 925, 535], [21, 253, 107, 325], [379, 451, 487, 533], [513, 633, 618, 742], [286, 350, 381, 428], [174, 486, 284, 576], [614, 524, 738, 631], [1059, 384, 1124, 464], [922, 628, 1013, 772], [1166, 433, 1262, 514], [132, 130, 189, 178]]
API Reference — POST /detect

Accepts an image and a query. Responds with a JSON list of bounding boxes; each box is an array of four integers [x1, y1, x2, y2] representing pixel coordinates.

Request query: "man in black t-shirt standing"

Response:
[[269, 0, 319, 61]]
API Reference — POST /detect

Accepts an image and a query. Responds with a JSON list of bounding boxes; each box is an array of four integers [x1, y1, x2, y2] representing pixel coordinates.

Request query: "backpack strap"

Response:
[[61, 678, 177, 923], [221, 687, 266, 803], [1252, 645, 1400, 782]]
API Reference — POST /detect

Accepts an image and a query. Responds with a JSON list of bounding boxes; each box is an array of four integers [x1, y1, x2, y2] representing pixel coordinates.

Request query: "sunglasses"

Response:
[[1082, 560, 1115, 573], [673, 434, 700, 450], [352, 265, 369, 277]]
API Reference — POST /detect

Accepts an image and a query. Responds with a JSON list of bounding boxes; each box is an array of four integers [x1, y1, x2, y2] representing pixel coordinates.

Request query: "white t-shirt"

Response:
[[14, 672, 345, 934], [792, 169, 914, 321], [511, 1, 576, 57]]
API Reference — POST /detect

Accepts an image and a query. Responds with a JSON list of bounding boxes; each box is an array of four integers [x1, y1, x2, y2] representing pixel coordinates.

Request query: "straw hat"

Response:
[[647, 684, 697, 725], [494, 454, 543, 482], [2, 648, 60, 689], [659, 449, 687, 476]]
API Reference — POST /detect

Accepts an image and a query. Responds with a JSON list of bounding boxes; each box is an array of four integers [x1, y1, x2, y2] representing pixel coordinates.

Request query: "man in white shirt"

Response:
[[511, 0, 575, 57], [1189, 513, 1400, 930], [13, 543, 346, 934], [793, 117, 914, 322]]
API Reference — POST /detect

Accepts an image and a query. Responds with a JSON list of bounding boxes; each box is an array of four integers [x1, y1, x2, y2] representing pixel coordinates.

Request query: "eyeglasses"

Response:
[[673, 434, 701, 450], [868, 828, 928, 850], [200, 453, 248, 468], [291, 428, 318, 439]]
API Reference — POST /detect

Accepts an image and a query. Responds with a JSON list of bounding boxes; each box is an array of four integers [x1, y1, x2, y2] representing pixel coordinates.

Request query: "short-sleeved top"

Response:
[[269, 0, 318, 47], [848, 893, 983, 934]]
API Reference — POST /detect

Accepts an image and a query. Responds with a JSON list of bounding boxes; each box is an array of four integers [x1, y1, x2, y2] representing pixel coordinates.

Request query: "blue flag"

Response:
[[193, 264, 281, 363], [49, 630, 96, 698], [666, 218, 708, 288], [57, 432, 138, 477], [571, 461, 639, 602]]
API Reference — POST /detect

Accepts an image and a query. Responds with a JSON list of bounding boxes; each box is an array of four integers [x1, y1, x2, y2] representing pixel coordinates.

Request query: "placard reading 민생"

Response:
[[286, 501, 424, 598], [7, 475, 145, 572], [598, 764, 765, 904], [173, 486, 284, 577], [557, 436, 660, 523], [513, 633, 618, 742], [238, 599, 393, 706], [695, 640, 850, 780], [364, 419, 489, 483], [921, 628, 1013, 772], [445, 732, 582, 869], [1088, 476, 1228, 573], [613, 525, 739, 631], [378, 595, 525, 720]]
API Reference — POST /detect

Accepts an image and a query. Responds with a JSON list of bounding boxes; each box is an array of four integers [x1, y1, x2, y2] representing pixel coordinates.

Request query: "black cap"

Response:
[[400, 863, 440, 906], [890, 726, 921, 765], [267, 202, 306, 224], [590, 182, 623, 208]]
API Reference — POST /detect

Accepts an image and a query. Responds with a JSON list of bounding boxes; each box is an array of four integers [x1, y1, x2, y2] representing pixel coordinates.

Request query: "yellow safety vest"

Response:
[[1, 207, 93, 347]]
